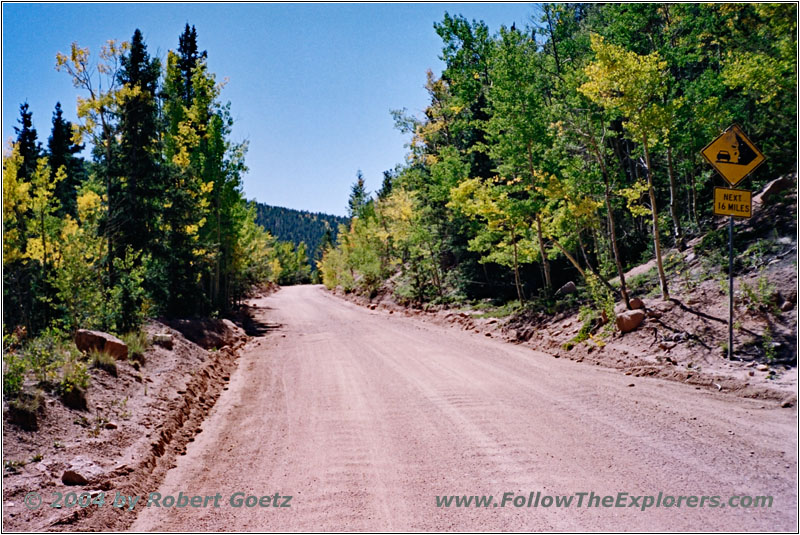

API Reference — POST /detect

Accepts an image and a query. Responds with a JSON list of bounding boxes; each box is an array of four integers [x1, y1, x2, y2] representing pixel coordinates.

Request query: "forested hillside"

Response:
[[252, 202, 347, 266], [320, 4, 796, 313], [2, 24, 320, 407]]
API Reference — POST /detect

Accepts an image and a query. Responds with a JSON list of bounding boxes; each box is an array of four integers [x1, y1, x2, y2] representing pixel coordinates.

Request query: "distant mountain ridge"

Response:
[[251, 202, 348, 262]]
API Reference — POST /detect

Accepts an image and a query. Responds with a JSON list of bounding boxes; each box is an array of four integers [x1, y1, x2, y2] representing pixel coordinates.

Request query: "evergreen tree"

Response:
[[116, 29, 162, 258], [347, 170, 369, 218], [377, 169, 394, 200], [47, 102, 85, 218], [14, 102, 41, 181], [177, 23, 206, 105]]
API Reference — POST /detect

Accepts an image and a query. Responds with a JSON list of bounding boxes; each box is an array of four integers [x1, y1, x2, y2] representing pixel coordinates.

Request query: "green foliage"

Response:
[[584, 273, 615, 330], [762, 326, 776, 362], [57, 356, 89, 396], [105, 248, 150, 333], [739, 271, 777, 313], [121, 330, 148, 361], [4, 25, 287, 341], [251, 202, 346, 268], [4, 8, 797, 343], [275, 241, 311, 285], [3, 353, 26, 399], [89, 349, 117, 376]]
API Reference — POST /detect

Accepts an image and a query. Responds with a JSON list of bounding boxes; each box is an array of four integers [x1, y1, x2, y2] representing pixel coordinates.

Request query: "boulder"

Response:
[[62, 457, 104, 485], [629, 298, 645, 310], [166, 319, 245, 350], [75, 329, 128, 360], [780, 300, 794, 312], [555, 281, 577, 296], [753, 174, 793, 206], [616, 310, 646, 333]]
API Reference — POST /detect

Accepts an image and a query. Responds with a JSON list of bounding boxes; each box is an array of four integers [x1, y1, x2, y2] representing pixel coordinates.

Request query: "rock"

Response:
[[167, 319, 244, 349], [369, 304, 377, 310], [616, 310, 646, 333], [685, 252, 696, 263], [555, 281, 577, 296], [781, 396, 796, 408], [75, 329, 128, 360], [62, 457, 103, 485], [104, 421, 118, 430], [757, 364, 769, 371], [753, 174, 793, 206], [517, 327, 535, 342], [151, 333, 173, 350], [659, 341, 676, 351], [646, 309, 662, 319], [780, 300, 794, 312], [629, 298, 645, 310]]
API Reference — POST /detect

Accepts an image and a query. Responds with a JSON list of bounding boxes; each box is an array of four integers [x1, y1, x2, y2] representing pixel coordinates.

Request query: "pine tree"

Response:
[[177, 23, 206, 105], [14, 102, 41, 181], [377, 169, 394, 200], [347, 171, 369, 218], [116, 29, 162, 258], [47, 102, 85, 218]]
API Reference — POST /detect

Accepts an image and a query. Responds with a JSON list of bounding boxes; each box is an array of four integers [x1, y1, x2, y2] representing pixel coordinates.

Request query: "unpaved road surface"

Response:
[[132, 285, 797, 531]]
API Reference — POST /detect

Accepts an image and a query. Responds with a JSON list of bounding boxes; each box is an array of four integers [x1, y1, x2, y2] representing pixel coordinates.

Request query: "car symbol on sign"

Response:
[[716, 150, 731, 163]]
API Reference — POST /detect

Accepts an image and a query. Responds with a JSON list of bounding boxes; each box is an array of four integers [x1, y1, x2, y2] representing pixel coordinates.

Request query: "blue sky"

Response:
[[3, 3, 541, 216]]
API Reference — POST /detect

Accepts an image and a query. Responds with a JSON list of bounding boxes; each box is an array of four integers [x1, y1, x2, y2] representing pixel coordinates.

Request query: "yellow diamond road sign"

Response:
[[701, 124, 765, 187]]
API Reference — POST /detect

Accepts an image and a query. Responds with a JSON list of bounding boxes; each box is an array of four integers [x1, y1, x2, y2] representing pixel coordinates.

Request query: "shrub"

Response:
[[23, 329, 67, 385], [57, 357, 89, 396], [3, 354, 26, 399], [89, 350, 117, 377], [121, 330, 149, 362]]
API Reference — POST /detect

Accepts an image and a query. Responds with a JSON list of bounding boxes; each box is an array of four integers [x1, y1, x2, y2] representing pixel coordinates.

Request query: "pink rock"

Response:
[[75, 329, 128, 360], [616, 310, 646, 333]]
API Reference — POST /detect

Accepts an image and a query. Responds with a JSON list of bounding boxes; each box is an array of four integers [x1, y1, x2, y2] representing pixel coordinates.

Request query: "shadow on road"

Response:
[[230, 304, 282, 337]]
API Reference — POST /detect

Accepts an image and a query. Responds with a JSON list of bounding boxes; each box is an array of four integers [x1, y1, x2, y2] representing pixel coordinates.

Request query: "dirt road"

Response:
[[132, 285, 796, 531]]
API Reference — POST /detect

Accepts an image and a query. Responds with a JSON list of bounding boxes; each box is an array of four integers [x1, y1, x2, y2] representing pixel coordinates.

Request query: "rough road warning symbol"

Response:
[[701, 124, 765, 187]]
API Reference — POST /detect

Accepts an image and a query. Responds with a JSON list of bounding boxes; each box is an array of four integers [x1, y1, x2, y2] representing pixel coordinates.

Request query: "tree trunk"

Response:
[[551, 238, 586, 278], [589, 132, 631, 309], [512, 235, 525, 305], [524, 138, 552, 293], [535, 214, 552, 292], [666, 145, 683, 248], [426, 240, 443, 297], [690, 166, 699, 227], [643, 136, 670, 300], [578, 232, 618, 298]]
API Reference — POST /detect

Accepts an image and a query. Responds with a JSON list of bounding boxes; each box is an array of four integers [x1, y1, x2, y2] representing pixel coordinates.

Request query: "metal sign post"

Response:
[[728, 216, 734, 360], [701, 125, 764, 360]]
